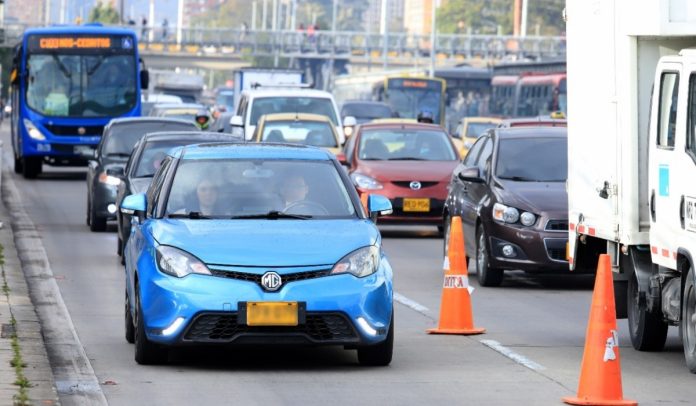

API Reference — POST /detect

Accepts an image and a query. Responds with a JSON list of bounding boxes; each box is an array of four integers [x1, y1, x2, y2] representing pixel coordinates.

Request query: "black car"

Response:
[[340, 100, 395, 124], [114, 131, 242, 260], [86, 118, 198, 231], [443, 127, 570, 287]]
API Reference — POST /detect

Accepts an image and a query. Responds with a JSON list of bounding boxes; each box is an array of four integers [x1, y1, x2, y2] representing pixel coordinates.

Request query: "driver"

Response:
[[279, 173, 309, 210]]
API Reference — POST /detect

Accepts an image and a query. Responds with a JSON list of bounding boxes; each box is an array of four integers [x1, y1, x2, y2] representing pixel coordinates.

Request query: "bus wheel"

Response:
[[22, 157, 42, 179], [13, 155, 23, 174]]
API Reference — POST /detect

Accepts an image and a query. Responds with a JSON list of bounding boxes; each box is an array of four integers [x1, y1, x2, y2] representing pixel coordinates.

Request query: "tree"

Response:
[[88, 1, 120, 25]]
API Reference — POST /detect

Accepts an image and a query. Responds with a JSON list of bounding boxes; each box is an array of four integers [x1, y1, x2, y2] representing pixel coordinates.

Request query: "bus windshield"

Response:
[[25, 52, 137, 117], [386, 78, 443, 124]]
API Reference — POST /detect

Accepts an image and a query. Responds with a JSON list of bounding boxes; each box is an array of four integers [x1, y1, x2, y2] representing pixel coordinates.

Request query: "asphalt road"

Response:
[[1, 127, 694, 405]]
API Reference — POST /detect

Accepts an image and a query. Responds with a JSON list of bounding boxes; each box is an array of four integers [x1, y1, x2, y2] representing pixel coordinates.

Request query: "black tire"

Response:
[[125, 291, 135, 344], [22, 157, 41, 179], [134, 284, 167, 365], [117, 235, 123, 256], [13, 155, 23, 174], [682, 272, 696, 373], [357, 313, 393, 366], [86, 195, 91, 226], [627, 271, 667, 351], [476, 225, 504, 287], [89, 199, 107, 232]]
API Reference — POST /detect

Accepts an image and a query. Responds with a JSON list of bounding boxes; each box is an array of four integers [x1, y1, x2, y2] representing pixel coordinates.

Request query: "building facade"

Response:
[[362, 0, 405, 33]]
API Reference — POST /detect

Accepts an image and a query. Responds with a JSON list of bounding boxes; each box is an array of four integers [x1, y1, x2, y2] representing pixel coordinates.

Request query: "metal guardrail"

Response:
[[1, 24, 566, 62]]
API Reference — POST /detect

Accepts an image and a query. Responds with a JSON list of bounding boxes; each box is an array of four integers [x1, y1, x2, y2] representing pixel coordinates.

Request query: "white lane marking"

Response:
[[394, 292, 431, 316], [480, 339, 546, 371]]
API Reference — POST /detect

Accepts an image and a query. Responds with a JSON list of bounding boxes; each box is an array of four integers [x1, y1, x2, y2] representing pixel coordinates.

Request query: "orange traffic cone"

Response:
[[563, 254, 637, 406], [427, 216, 485, 335]]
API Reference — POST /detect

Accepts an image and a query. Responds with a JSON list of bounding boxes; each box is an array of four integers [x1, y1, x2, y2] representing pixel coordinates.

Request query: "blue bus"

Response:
[[10, 25, 148, 178]]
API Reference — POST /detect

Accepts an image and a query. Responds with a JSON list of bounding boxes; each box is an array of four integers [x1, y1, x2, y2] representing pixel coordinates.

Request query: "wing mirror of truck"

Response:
[[140, 69, 149, 90]]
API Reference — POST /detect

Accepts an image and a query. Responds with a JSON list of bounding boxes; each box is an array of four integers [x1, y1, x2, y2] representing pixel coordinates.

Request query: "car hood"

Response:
[[356, 160, 457, 182], [494, 179, 568, 215], [130, 178, 152, 195], [151, 219, 380, 267]]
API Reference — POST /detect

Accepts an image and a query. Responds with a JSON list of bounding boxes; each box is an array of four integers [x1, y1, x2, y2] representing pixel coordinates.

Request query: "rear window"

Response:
[[261, 120, 337, 147], [341, 103, 393, 121], [103, 121, 197, 155], [496, 137, 567, 182], [250, 97, 338, 126], [358, 129, 456, 161]]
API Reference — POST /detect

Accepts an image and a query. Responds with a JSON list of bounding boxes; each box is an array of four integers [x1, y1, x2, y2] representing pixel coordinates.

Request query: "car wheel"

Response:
[[357, 313, 393, 367], [627, 271, 667, 351], [13, 154, 23, 174], [682, 271, 696, 373], [134, 283, 167, 365], [117, 235, 123, 256], [22, 157, 41, 179], [86, 195, 91, 226], [442, 215, 451, 258], [476, 225, 504, 287], [125, 291, 135, 344], [89, 199, 107, 232]]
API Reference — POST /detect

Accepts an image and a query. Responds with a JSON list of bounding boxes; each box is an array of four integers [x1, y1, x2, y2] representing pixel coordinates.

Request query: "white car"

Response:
[[231, 88, 347, 144]]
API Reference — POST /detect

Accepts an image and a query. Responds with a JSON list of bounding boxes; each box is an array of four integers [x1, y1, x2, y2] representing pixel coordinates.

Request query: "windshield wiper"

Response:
[[230, 210, 312, 220], [388, 157, 427, 161], [50, 53, 72, 79], [168, 212, 212, 219]]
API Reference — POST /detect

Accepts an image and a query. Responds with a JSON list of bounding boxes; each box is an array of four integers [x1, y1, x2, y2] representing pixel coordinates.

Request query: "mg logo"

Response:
[[410, 181, 422, 190], [261, 271, 282, 291]]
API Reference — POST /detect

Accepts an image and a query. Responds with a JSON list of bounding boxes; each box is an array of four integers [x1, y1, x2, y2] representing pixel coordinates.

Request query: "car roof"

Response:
[[174, 143, 334, 161], [463, 117, 502, 124], [142, 131, 243, 143], [260, 113, 332, 123], [241, 88, 334, 98], [498, 116, 567, 128], [152, 103, 205, 109], [358, 121, 446, 131], [494, 126, 567, 139], [108, 117, 196, 126]]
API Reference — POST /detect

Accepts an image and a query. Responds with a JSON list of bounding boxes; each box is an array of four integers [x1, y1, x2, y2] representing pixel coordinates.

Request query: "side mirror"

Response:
[[140, 69, 149, 90], [229, 115, 244, 127], [457, 166, 484, 183], [121, 193, 147, 218], [343, 116, 357, 138], [367, 194, 393, 222], [106, 167, 125, 178]]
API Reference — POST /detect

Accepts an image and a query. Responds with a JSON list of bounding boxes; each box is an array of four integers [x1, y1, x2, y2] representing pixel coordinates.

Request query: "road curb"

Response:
[[1, 167, 108, 406]]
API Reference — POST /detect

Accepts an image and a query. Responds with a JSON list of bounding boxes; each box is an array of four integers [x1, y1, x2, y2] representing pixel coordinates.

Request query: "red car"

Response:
[[342, 121, 460, 230]]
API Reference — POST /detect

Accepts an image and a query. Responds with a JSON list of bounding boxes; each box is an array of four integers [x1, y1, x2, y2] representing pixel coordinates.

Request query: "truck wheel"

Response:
[[628, 271, 667, 351], [476, 225, 503, 287], [682, 273, 696, 373], [13, 155, 23, 174], [22, 157, 41, 179]]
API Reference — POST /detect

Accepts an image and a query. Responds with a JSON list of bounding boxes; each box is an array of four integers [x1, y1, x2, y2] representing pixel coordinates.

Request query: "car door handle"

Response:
[[680, 195, 686, 229]]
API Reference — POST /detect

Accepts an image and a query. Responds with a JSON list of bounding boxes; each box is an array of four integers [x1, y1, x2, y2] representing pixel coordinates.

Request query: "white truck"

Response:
[[232, 68, 304, 112], [566, 0, 696, 373]]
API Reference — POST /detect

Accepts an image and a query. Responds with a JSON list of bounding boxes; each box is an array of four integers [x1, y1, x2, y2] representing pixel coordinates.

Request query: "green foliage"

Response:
[[88, 1, 121, 25], [437, 0, 564, 36]]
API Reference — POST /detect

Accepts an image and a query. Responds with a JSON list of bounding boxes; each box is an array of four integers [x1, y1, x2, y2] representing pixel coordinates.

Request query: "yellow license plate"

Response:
[[403, 198, 430, 212], [246, 302, 298, 326]]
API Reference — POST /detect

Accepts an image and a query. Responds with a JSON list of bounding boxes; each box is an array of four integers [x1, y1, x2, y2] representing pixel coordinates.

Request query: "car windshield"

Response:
[[358, 129, 456, 161], [165, 160, 356, 219], [466, 122, 497, 138], [102, 122, 196, 156], [26, 53, 137, 117], [134, 140, 192, 178], [342, 103, 393, 122], [250, 97, 338, 126], [261, 120, 337, 147], [496, 137, 568, 182]]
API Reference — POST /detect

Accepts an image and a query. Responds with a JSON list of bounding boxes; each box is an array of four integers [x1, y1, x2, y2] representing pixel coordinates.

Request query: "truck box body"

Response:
[[567, 0, 696, 268], [232, 68, 304, 111]]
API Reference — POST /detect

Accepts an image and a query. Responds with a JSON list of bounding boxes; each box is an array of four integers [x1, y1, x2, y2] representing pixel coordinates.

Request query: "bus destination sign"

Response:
[[27, 35, 134, 53], [389, 78, 442, 90], [38, 37, 112, 49]]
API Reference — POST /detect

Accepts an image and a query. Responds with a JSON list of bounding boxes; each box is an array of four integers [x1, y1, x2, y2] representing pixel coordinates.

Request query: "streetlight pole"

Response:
[[380, 0, 388, 70], [429, 0, 437, 77], [520, 0, 528, 37], [176, 0, 184, 45]]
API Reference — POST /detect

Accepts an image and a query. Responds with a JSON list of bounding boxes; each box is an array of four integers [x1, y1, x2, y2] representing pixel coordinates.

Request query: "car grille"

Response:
[[547, 247, 566, 261], [209, 269, 331, 287], [391, 181, 439, 189], [544, 238, 568, 262], [545, 219, 569, 231], [44, 124, 104, 137], [184, 312, 359, 343]]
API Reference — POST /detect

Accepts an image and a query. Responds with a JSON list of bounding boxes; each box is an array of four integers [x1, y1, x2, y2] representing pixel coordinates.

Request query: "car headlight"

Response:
[[520, 211, 536, 226], [351, 173, 383, 190], [98, 172, 121, 186], [155, 246, 211, 278], [24, 119, 45, 140], [330, 246, 380, 278], [492, 203, 520, 224]]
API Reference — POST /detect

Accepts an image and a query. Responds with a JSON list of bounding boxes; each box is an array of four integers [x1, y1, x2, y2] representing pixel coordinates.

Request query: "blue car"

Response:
[[121, 143, 395, 366]]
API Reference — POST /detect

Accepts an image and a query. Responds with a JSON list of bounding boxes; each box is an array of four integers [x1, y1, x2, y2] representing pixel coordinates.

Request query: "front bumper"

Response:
[[484, 220, 572, 273], [358, 187, 447, 226], [92, 182, 120, 220], [137, 263, 393, 347]]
